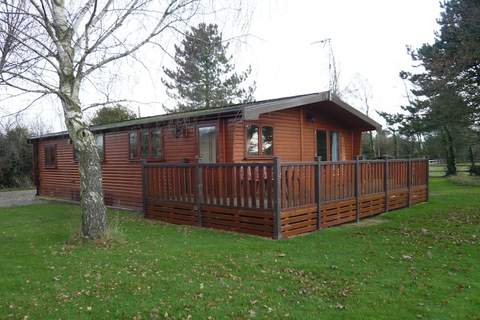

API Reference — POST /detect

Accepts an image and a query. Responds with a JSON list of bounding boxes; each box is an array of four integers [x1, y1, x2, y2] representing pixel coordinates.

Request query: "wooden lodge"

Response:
[[30, 92, 429, 238]]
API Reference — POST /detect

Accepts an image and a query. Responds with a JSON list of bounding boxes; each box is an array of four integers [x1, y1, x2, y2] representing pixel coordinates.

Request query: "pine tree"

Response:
[[379, 0, 480, 175], [162, 23, 255, 112]]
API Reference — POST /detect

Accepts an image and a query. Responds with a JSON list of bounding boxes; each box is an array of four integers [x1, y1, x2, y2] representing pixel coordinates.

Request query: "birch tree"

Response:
[[0, 0, 199, 238]]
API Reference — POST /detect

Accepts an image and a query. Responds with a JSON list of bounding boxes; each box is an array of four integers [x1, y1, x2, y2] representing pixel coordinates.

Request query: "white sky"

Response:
[[1, 0, 442, 132]]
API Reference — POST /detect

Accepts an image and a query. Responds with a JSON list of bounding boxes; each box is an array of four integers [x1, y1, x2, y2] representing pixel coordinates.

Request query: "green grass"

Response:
[[1, 179, 479, 319], [448, 175, 480, 187]]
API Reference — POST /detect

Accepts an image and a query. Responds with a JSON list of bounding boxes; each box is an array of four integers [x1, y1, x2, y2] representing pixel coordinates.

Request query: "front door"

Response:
[[198, 126, 216, 163]]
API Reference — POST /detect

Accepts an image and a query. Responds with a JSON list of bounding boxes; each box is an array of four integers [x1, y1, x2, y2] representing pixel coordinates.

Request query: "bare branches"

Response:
[[0, 92, 50, 119], [1, 0, 202, 122]]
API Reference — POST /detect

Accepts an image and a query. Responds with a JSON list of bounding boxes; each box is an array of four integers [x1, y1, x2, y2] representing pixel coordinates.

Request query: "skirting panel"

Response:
[[145, 201, 274, 238], [281, 186, 428, 238]]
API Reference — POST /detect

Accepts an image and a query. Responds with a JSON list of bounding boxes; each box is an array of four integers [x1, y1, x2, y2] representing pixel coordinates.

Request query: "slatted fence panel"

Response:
[[201, 163, 274, 209], [280, 163, 316, 209], [321, 161, 356, 202]]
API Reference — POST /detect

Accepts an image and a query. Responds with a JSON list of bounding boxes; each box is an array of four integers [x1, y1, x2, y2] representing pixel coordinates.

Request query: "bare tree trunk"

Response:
[[468, 145, 475, 169], [53, 0, 106, 238], [393, 132, 399, 158]]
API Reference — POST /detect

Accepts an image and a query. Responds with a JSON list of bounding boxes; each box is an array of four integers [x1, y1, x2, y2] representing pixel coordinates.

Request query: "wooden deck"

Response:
[[143, 158, 429, 239]]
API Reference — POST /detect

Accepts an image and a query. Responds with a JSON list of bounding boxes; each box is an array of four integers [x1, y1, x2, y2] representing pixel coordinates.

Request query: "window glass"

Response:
[[151, 128, 162, 158], [246, 125, 259, 156], [198, 126, 216, 163], [45, 145, 57, 167], [141, 129, 149, 158], [129, 131, 138, 159], [316, 130, 327, 160], [331, 131, 340, 161], [262, 126, 273, 155], [95, 134, 104, 161]]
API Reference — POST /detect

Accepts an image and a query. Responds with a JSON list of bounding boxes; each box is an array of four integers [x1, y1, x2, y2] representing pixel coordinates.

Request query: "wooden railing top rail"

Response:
[[144, 162, 274, 168]]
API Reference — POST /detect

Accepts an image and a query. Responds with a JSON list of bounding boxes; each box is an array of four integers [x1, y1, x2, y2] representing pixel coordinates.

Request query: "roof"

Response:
[[29, 91, 381, 141]]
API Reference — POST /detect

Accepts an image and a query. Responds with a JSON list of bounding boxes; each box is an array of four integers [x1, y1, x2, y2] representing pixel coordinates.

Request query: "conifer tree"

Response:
[[162, 23, 255, 112]]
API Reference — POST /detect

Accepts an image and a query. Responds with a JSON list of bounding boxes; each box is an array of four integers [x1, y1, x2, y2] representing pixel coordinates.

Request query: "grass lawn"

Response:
[[1, 179, 479, 319]]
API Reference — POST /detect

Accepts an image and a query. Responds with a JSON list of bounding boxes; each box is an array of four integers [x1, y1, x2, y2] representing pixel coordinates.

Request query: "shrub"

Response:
[[469, 165, 480, 176]]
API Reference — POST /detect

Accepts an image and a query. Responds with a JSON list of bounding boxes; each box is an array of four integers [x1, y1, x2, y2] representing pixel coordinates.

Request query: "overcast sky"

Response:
[[1, 0, 442, 132]]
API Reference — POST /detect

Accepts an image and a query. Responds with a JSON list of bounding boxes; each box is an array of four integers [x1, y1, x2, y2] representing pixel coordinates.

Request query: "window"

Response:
[[316, 130, 341, 161], [330, 131, 340, 161], [141, 129, 149, 158], [95, 134, 104, 161], [45, 144, 57, 167], [198, 126, 216, 163], [246, 124, 274, 157], [246, 125, 259, 156], [129, 131, 138, 159], [262, 126, 273, 155], [151, 128, 163, 158], [129, 128, 163, 160], [73, 134, 104, 162]]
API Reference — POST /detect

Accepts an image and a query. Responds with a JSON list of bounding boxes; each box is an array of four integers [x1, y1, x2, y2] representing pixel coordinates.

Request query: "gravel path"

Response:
[[0, 189, 46, 208]]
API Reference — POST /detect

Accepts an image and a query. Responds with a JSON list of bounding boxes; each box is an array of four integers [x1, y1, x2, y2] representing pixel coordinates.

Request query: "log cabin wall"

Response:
[[36, 119, 230, 210], [227, 105, 362, 163], [35, 104, 366, 211]]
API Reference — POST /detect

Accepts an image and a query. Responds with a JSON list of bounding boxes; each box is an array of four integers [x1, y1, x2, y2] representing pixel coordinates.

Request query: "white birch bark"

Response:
[[52, 0, 106, 238]]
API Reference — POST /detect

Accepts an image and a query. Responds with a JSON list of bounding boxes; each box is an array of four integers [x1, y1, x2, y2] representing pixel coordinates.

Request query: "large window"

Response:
[[45, 144, 57, 167], [246, 124, 274, 157], [73, 134, 104, 162], [129, 128, 163, 160]]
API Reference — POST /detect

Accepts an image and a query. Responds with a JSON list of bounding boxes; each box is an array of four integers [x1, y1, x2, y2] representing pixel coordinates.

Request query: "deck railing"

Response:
[[279, 157, 428, 209], [143, 157, 429, 239]]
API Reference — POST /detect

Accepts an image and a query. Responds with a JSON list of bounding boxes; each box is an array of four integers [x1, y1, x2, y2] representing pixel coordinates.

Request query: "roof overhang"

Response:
[[29, 91, 381, 142], [243, 91, 381, 131]]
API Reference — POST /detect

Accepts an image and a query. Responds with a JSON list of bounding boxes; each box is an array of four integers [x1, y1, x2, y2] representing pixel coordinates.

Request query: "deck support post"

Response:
[[316, 156, 322, 230], [141, 160, 147, 215], [273, 156, 282, 240], [425, 156, 430, 202], [355, 156, 361, 223], [195, 163, 203, 226], [384, 156, 389, 212], [407, 157, 412, 207]]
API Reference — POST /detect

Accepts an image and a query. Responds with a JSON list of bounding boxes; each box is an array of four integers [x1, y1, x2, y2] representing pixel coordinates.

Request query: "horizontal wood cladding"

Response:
[[37, 121, 228, 210], [229, 104, 366, 163], [38, 132, 144, 210]]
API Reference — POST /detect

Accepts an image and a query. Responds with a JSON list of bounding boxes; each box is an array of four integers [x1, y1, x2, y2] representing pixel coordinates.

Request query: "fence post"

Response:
[[407, 157, 412, 207], [316, 156, 322, 230], [273, 156, 282, 240], [141, 160, 147, 216], [384, 156, 389, 212], [355, 155, 361, 223], [195, 162, 203, 226], [425, 156, 430, 202]]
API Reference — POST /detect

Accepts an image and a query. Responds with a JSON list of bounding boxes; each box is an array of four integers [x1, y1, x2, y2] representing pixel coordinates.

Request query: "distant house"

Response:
[[30, 92, 378, 209]]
